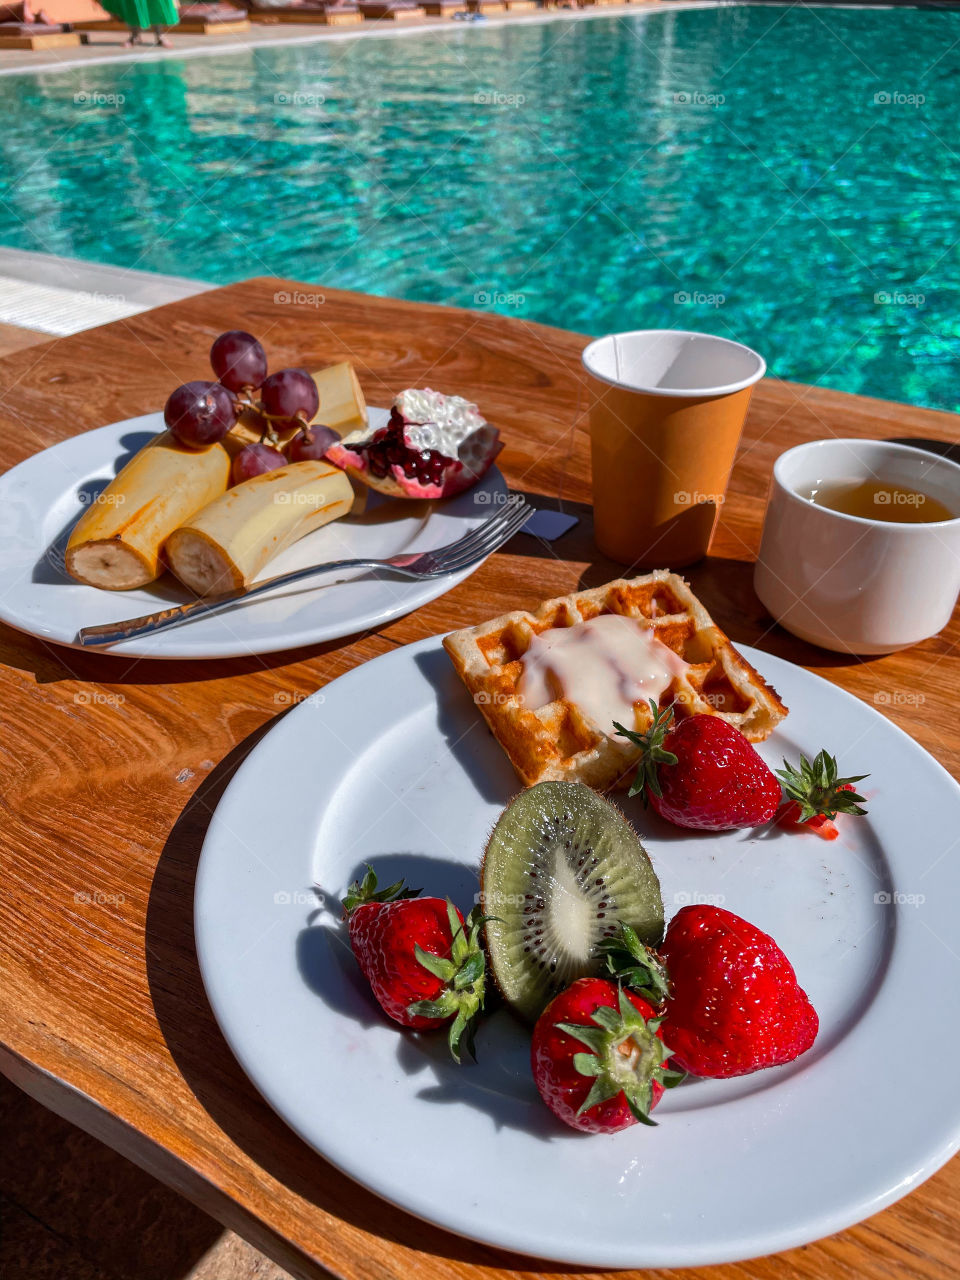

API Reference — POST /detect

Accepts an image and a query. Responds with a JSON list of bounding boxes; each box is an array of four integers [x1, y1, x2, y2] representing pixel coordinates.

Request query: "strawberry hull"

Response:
[[531, 978, 677, 1134]]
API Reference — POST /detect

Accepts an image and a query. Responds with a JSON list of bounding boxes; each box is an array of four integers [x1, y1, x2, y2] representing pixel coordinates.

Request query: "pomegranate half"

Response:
[[325, 388, 502, 500]]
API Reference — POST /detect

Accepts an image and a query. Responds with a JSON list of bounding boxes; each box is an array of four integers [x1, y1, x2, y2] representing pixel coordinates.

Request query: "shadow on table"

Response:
[[0, 616, 392, 688], [145, 729, 573, 1273], [497, 491, 876, 670]]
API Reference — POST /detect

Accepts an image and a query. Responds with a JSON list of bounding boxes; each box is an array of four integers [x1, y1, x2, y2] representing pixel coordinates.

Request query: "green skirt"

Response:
[[100, 0, 178, 25]]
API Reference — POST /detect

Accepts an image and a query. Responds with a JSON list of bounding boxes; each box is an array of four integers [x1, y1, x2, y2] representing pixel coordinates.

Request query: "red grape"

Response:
[[232, 442, 286, 485], [287, 424, 340, 463], [210, 330, 268, 393], [164, 381, 237, 447], [260, 368, 319, 429]]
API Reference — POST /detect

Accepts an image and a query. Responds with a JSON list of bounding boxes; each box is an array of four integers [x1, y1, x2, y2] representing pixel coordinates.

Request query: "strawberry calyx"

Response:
[[614, 700, 679, 803], [597, 922, 671, 1006], [556, 988, 683, 1126], [408, 901, 490, 1064], [775, 750, 868, 825], [340, 864, 421, 916]]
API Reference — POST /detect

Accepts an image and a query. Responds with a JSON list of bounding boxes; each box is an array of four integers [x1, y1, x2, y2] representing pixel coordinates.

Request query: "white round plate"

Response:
[[195, 637, 960, 1267], [0, 413, 506, 659]]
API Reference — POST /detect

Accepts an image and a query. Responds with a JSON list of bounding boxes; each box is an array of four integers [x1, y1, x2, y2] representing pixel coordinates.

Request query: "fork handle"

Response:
[[76, 557, 387, 648]]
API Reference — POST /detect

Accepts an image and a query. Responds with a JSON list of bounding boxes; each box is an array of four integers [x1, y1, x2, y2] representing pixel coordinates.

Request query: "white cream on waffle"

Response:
[[443, 572, 788, 791]]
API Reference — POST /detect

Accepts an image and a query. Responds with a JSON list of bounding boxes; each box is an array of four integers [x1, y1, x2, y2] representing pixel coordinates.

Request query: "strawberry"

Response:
[[653, 905, 819, 1078], [775, 750, 868, 840], [616, 702, 782, 831], [341, 866, 487, 1063], [530, 977, 682, 1133]]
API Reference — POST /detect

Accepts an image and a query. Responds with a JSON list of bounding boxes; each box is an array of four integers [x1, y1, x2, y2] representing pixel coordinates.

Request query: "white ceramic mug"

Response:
[[754, 438, 960, 654]]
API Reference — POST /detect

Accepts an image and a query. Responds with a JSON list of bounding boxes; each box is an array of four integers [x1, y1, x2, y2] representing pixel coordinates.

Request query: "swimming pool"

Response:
[[2, 6, 958, 409]]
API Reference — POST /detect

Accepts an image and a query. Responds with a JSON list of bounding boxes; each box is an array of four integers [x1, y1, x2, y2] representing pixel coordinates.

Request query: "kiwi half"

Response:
[[481, 781, 664, 1024]]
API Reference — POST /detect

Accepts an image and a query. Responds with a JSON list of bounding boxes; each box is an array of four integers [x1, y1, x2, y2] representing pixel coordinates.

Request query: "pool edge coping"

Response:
[[0, 1, 915, 78]]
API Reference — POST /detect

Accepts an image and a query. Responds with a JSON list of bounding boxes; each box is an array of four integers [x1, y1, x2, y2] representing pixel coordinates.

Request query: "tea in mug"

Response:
[[798, 478, 955, 524]]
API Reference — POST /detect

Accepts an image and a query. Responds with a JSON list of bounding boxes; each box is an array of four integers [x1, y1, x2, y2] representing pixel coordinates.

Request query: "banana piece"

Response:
[[310, 362, 367, 435], [165, 459, 354, 597], [65, 431, 231, 591]]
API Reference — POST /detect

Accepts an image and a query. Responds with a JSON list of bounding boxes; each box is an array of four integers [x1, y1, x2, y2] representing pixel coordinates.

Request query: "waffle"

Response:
[[443, 572, 788, 791]]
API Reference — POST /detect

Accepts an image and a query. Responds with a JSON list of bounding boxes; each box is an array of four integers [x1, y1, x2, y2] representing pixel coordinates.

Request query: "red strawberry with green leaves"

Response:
[[775, 750, 868, 840], [616, 702, 782, 831], [611, 905, 819, 1079], [342, 867, 487, 1063], [530, 977, 682, 1133]]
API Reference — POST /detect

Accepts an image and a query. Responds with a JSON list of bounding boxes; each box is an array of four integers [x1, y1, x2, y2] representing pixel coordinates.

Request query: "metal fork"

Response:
[[76, 496, 534, 648]]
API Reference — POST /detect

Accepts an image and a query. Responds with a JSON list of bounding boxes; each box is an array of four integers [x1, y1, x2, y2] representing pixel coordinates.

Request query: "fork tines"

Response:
[[429, 496, 532, 574]]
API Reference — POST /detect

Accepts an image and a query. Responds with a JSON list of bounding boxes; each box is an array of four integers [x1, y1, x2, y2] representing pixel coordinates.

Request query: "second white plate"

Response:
[[194, 636, 960, 1267]]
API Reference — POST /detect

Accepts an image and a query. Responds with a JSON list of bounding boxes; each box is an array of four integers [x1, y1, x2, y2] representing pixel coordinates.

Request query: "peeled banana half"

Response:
[[65, 431, 231, 590], [164, 459, 354, 597]]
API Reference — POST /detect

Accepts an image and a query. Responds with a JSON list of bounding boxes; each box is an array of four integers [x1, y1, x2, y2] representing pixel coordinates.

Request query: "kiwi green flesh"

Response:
[[481, 781, 664, 1024]]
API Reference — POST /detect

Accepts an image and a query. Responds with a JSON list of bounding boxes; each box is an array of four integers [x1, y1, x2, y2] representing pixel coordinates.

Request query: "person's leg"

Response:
[[152, 23, 172, 45], [123, 24, 143, 43]]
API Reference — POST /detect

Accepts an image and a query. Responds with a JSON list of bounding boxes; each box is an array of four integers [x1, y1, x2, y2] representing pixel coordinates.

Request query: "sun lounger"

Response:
[[175, 2, 250, 31], [357, 0, 424, 19], [419, 0, 463, 14], [246, 0, 362, 24], [0, 18, 80, 43]]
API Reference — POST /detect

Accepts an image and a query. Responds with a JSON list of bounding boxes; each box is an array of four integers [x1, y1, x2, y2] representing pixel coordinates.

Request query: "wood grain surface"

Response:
[[1, 279, 958, 1280]]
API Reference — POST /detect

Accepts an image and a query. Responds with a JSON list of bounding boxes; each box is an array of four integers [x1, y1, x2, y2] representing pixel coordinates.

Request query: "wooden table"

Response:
[[1, 279, 957, 1280]]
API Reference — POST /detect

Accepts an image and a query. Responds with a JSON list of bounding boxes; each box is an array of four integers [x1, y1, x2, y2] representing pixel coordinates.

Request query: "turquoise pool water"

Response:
[[2, 7, 959, 409]]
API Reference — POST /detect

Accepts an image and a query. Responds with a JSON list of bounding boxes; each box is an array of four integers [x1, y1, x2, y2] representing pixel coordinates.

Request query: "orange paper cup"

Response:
[[582, 330, 765, 567]]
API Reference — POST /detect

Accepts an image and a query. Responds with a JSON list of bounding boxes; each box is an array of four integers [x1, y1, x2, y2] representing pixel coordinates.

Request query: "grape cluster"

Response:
[[162, 330, 339, 483]]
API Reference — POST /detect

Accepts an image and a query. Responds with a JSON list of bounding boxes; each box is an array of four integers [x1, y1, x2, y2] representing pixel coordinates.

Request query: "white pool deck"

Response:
[[0, 248, 212, 337]]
